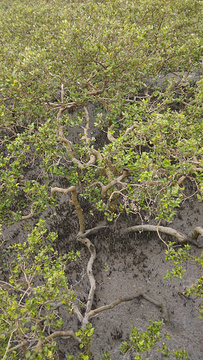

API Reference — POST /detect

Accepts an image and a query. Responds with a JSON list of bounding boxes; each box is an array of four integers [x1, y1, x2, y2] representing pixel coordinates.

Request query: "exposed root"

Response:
[[121, 224, 203, 246], [80, 224, 108, 238], [87, 291, 169, 325], [121, 224, 188, 244]]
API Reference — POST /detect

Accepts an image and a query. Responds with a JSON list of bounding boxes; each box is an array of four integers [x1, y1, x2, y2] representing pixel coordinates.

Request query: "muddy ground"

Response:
[[3, 191, 202, 360], [54, 194, 203, 360], [1, 93, 203, 359]]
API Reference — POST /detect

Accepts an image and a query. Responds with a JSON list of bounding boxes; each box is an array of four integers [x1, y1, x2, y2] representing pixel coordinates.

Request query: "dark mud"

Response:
[[52, 194, 203, 360], [1, 89, 203, 359], [2, 156, 203, 359], [2, 182, 203, 360]]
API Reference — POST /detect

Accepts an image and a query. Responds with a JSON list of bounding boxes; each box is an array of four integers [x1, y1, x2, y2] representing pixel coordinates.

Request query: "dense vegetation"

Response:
[[0, 0, 202, 359]]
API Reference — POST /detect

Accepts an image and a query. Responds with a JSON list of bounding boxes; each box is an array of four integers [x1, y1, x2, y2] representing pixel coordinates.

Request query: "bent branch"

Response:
[[10, 204, 35, 221], [51, 186, 85, 234], [87, 291, 169, 324], [86, 79, 107, 96], [191, 227, 203, 242], [121, 225, 203, 245], [92, 169, 131, 198], [43, 330, 80, 344], [121, 224, 188, 244]]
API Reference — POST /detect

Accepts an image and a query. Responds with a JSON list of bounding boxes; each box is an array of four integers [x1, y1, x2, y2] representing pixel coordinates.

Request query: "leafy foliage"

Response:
[[0, 220, 79, 359], [164, 242, 203, 317], [0, 0, 202, 224], [0, 0, 203, 359]]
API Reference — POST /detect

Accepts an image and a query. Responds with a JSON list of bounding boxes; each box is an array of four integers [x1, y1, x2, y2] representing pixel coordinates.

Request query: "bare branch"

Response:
[[80, 223, 108, 238], [91, 148, 103, 162], [190, 227, 203, 241], [61, 83, 64, 103], [81, 106, 90, 144], [77, 236, 97, 329], [87, 292, 169, 324], [90, 149, 113, 182], [6, 331, 80, 356], [10, 204, 35, 221], [124, 124, 136, 136], [57, 107, 96, 169], [21, 204, 35, 220], [57, 109, 86, 169], [85, 70, 97, 84], [121, 224, 188, 244], [45, 330, 80, 343], [2, 330, 17, 359], [6, 340, 28, 355], [73, 305, 84, 323], [51, 186, 85, 234], [45, 101, 77, 110], [101, 169, 131, 198]]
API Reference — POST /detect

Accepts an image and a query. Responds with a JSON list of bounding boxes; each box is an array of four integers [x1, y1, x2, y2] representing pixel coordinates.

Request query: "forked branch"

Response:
[[91, 169, 131, 198]]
